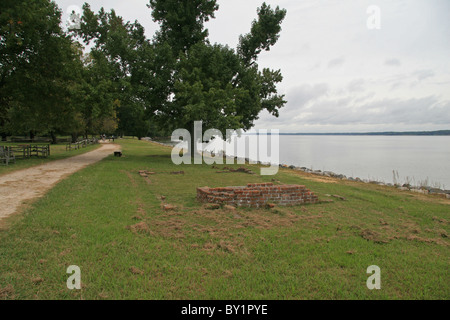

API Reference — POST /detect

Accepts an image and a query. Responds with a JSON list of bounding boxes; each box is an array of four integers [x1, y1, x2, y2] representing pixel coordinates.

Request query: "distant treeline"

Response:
[[275, 130, 450, 136]]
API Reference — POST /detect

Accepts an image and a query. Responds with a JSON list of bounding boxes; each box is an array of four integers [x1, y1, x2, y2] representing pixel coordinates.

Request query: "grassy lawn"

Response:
[[0, 142, 101, 176], [0, 138, 448, 300]]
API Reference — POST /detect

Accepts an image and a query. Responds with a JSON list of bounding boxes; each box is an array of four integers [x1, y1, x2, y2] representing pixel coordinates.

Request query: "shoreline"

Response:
[[147, 138, 450, 198], [279, 165, 450, 197]]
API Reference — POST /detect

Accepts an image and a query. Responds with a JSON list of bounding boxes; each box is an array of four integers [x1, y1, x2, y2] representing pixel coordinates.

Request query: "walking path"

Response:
[[0, 142, 120, 222]]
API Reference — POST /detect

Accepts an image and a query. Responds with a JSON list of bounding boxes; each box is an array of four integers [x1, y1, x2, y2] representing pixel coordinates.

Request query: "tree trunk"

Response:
[[50, 131, 57, 145], [1, 133, 6, 142], [71, 133, 78, 143], [29, 130, 35, 141]]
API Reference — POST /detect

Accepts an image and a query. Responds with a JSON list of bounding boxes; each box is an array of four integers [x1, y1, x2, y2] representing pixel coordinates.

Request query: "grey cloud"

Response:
[[289, 96, 450, 126], [390, 82, 402, 91], [309, 62, 321, 71], [327, 57, 345, 69], [347, 79, 365, 93], [385, 58, 401, 66], [287, 83, 329, 110], [413, 69, 435, 81], [256, 83, 330, 127], [353, 92, 376, 104]]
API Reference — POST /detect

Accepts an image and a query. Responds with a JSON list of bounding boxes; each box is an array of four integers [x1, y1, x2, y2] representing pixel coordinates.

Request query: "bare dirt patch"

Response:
[[360, 229, 390, 244], [0, 285, 15, 299], [357, 219, 449, 247], [284, 169, 339, 184], [129, 266, 144, 275], [126, 222, 152, 235], [407, 192, 450, 205]]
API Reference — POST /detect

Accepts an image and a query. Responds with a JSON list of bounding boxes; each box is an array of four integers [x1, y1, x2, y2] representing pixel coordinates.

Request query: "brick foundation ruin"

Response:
[[197, 183, 319, 208]]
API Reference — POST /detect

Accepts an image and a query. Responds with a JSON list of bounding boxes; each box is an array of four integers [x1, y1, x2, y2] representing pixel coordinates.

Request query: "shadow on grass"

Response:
[[146, 154, 173, 159]]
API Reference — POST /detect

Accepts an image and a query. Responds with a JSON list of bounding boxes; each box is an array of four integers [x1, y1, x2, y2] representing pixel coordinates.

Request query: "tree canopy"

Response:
[[1, 0, 74, 141], [0, 0, 287, 146], [148, 0, 218, 54], [147, 0, 287, 154]]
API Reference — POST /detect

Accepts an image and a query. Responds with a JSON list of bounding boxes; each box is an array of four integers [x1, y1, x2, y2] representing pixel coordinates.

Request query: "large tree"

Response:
[[147, 1, 287, 155], [7, 37, 84, 144], [1, 0, 86, 143], [74, 4, 155, 139]]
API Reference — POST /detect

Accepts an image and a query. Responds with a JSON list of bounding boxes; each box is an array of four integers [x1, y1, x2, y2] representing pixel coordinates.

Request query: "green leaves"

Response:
[[238, 3, 287, 66], [0, 0, 85, 139], [72, 6, 154, 137], [148, 0, 218, 54], [1, 0, 287, 143], [146, 1, 287, 142], [260, 68, 286, 117]]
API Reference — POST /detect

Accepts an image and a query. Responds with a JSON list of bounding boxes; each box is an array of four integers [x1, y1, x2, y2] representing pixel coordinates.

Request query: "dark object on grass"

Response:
[[114, 151, 122, 157], [216, 167, 255, 175]]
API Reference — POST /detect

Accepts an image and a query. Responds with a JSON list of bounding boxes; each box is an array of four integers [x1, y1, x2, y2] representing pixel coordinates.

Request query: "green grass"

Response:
[[0, 138, 448, 300], [0, 142, 101, 176]]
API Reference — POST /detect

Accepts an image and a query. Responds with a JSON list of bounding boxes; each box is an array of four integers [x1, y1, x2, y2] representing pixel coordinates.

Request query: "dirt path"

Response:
[[0, 143, 120, 222]]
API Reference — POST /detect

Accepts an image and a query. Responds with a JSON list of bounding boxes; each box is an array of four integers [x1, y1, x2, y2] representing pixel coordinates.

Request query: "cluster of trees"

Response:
[[1, 0, 287, 148]]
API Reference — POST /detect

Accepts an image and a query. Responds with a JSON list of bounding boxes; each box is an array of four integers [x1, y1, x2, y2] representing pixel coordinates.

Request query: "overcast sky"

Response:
[[55, 0, 450, 133]]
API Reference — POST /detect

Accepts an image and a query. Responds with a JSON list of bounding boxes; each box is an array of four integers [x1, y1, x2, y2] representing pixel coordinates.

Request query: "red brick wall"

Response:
[[197, 183, 318, 208]]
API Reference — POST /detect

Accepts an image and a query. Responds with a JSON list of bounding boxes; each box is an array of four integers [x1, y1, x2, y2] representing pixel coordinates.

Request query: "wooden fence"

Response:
[[6, 144, 50, 159], [9, 136, 72, 143], [0, 144, 50, 165], [66, 138, 99, 151]]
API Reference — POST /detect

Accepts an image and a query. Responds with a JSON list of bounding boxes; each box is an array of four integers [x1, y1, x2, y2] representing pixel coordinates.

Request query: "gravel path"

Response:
[[0, 143, 120, 221]]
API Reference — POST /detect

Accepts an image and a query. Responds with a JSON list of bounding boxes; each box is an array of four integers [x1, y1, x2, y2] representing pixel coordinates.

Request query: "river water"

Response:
[[160, 135, 450, 189]]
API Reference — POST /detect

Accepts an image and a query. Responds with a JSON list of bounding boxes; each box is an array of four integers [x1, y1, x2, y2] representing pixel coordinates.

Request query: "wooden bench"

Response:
[[0, 146, 16, 166]]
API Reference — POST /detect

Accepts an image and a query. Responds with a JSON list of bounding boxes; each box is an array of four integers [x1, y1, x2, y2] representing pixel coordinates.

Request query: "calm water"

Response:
[[276, 136, 450, 189], [163, 135, 450, 189]]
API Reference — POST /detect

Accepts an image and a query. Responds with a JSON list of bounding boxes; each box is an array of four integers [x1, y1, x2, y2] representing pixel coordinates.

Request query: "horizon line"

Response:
[[246, 130, 450, 136]]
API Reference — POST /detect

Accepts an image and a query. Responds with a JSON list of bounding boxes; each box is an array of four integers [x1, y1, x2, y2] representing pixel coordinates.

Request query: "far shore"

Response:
[[248, 130, 450, 136]]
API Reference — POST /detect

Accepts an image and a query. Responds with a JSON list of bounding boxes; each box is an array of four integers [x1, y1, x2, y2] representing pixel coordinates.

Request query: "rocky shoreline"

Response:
[[147, 138, 450, 199], [277, 164, 450, 199]]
